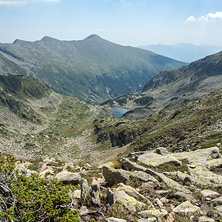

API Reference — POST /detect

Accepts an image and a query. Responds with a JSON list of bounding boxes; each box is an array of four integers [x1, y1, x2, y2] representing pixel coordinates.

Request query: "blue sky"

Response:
[[0, 0, 222, 46]]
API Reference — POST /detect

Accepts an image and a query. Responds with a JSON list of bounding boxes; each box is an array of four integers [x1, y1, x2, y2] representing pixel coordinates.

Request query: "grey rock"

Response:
[[90, 179, 101, 207], [55, 171, 81, 184], [172, 201, 201, 216], [102, 166, 130, 185], [107, 188, 114, 206], [130, 170, 158, 184], [201, 190, 219, 199], [80, 179, 90, 206], [121, 157, 147, 172], [138, 209, 168, 219], [155, 147, 168, 155], [215, 205, 222, 216], [138, 218, 157, 222], [174, 191, 197, 204]]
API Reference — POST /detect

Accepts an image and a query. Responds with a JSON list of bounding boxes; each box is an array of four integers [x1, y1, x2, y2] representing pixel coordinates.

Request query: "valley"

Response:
[[0, 39, 222, 221]]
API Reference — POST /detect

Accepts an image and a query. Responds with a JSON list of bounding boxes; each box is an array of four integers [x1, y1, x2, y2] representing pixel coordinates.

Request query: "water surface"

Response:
[[112, 108, 129, 118]]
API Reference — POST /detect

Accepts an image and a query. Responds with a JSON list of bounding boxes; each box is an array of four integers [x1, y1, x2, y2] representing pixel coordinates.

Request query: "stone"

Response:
[[198, 216, 215, 222], [114, 183, 153, 206], [102, 166, 130, 185], [90, 179, 101, 207], [157, 173, 191, 194], [80, 179, 90, 206], [212, 196, 222, 206], [106, 218, 127, 222], [138, 209, 168, 219], [107, 188, 114, 206], [201, 190, 219, 199], [130, 171, 158, 184], [113, 190, 146, 213], [121, 157, 147, 172], [172, 201, 201, 217], [55, 171, 81, 184], [155, 147, 168, 155], [138, 152, 182, 168]]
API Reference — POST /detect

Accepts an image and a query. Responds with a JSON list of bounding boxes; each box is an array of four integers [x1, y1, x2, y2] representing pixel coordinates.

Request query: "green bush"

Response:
[[0, 152, 79, 221]]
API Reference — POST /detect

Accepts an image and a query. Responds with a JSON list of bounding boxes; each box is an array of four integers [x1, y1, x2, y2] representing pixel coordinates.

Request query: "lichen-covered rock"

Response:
[[90, 179, 101, 207], [130, 170, 158, 184], [80, 179, 90, 206], [157, 173, 191, 194], [215, 205, 222, 216], [102, 166, 130, 185], [138, 152, 182, 168], [113, 190, 146, 213], [172, 201, 201, 217], [121, 157, 147, 172], [138, 209, 168, 220], [200, 190, 219, 199], [138, 218, 157, 222], [114, 183, 153, 206], [55, 171, 81, 184]]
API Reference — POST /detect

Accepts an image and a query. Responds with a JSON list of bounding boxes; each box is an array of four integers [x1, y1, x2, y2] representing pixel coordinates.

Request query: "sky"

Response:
[[0, 0, 222, 46]]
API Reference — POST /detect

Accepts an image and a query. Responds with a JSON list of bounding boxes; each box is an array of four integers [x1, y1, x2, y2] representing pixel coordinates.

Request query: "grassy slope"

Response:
[[0, 35, 185, 103], [94, 88, 222, 153]]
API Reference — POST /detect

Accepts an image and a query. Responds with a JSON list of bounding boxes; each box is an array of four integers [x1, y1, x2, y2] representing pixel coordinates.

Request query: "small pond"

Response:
[[112, 108, 129, 118]]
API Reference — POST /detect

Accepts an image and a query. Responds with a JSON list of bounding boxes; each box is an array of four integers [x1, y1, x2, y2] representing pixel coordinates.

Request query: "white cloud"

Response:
[[186, 12, 222, 23], [0, 0, 59, 6]]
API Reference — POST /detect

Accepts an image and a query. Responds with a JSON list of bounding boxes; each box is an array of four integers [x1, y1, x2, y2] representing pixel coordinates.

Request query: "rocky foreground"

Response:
[[14, 146, 222, 221]]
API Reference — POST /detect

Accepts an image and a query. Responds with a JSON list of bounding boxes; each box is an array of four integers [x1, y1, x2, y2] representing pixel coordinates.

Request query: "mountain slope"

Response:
[[139, 43, 222, 63], [103, 50, 222, 119], [0, 35, 185, 103]]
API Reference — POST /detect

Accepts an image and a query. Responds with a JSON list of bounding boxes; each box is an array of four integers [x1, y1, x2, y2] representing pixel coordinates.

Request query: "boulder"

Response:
[[80, 179, 90, 206], [114, 183, 153, 206], [102, 166, 130, 185], [130, 171, 159, 184], [113, 190, 146, 213], [200, 190, 219, 199], [155, 147, 168, 155], [90, 179, 101, 207], [215, 205, 222, 216], [55, 171, 81, 184], [138, 209, 168, 220], [157, 173, 191, 194], [172, 201, 201, 217], [138, 152, 182, 168], [198, 216, 215, 222], [121, 158, 146, 172]]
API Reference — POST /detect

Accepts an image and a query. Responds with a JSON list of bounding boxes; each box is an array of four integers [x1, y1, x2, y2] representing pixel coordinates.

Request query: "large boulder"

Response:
[[138, 152, 182, 168], [102, 166, 130, 185], [113, 190, 146, 213], [121, 158, 147, 172], [90, 179, 101, 207], [172, 201, 201, 217], [55, 171, 81, 184]]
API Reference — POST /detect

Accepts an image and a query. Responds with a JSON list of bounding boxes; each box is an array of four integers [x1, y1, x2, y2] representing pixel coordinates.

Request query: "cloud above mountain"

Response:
[[186, 12, 222, 23], [0, 0, 59, 6]]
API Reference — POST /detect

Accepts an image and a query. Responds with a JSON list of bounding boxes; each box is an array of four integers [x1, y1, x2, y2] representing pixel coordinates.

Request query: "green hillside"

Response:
[[0, 35, 185, 103]]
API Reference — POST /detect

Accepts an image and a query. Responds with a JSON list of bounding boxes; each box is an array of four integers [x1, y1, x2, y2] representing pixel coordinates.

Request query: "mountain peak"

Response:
[[84, 34, 102, 40], [40, 36, 59, 42]]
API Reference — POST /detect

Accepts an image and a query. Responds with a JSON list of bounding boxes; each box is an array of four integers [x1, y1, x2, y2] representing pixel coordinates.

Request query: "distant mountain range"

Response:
[[139, 43, 222, 63], [0, 35, 185, 104]]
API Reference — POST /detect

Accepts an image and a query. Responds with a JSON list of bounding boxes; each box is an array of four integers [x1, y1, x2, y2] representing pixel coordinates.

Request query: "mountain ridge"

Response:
[[0, 35, 185, 103]]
